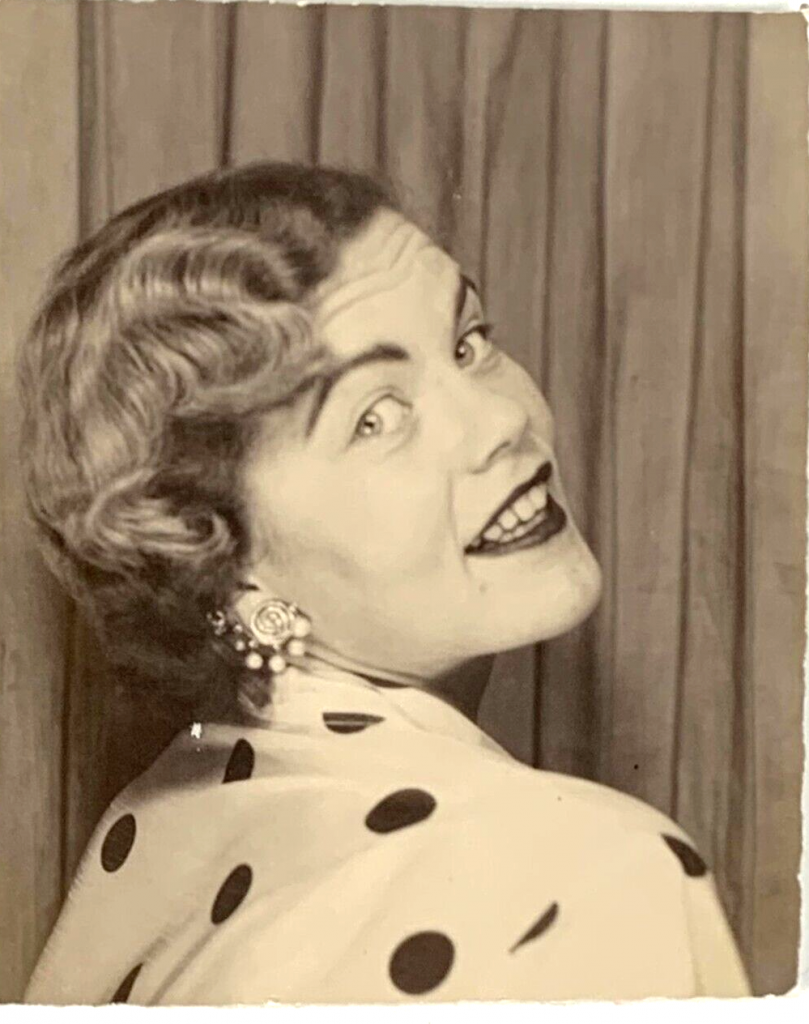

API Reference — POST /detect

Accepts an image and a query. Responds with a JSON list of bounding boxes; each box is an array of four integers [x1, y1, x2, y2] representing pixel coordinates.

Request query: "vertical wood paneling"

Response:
[[534, 11, 608, 778], [480, 10, 557, 391], [63, 0, 229, 882], [743, 13, 807, 995], [674, 8, 748, 961], [318, 7, 384, 171], [382, 7, 466, 246], [599, 13, 714, 810], [80, 0, 228, 226], [0, 1, 78, 1000], [230, 5, 322, 166], [452, 10, 516, 286]]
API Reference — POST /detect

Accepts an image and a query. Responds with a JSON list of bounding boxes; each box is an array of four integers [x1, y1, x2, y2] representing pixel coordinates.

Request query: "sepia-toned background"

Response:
[[1, 0, 806, 1001]]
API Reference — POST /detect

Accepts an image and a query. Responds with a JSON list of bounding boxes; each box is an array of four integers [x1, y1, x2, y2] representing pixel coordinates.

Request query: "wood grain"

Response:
[[230, 3, 321, 166], [741, 13, 807, 995], [63, 0, 231, 885], [318, 7, 385, 171], [598, 12, 715, 811], [534, 11, 608, 779], [0, 0, 77, 1001], [673, 7, 748, 963]]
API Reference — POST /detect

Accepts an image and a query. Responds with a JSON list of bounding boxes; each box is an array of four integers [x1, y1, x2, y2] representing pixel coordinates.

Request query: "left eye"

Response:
[[454, 323, 496, 368]]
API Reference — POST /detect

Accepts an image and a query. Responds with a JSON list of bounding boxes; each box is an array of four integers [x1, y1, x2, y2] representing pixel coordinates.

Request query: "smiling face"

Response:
[[238, 209, 602, 681]]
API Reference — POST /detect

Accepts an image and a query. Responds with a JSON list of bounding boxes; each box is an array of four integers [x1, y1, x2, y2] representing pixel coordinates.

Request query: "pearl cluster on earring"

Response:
[[207, 598, 312, 676]]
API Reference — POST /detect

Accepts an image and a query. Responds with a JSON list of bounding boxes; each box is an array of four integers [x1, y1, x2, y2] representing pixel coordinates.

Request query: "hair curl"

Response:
[[18, 162, 395, 719]]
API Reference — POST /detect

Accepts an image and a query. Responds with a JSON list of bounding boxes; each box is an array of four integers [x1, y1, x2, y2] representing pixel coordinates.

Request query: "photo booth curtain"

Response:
[[1, 0, 806, 1000]]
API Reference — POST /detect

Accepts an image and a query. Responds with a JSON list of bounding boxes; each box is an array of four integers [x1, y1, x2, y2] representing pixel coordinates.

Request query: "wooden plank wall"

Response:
[[0, 0, 77, 1000], [1, 1, 806, 1000]]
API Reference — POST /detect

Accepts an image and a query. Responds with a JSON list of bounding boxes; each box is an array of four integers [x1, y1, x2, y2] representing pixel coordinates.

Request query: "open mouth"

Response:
[[464, 460, 568, 557]]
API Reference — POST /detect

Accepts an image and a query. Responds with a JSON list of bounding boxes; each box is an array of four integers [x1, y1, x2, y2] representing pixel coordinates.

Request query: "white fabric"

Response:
[[24, 662, 752, 1004]]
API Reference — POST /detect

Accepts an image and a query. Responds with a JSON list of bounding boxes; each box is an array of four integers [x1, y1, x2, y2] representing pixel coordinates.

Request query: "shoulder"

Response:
[[530, 768, 698, 844], [436, 762, 713, 887]]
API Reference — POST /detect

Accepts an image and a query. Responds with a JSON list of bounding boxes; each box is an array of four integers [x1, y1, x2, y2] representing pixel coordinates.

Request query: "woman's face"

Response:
[[240, 209, 602, 679]]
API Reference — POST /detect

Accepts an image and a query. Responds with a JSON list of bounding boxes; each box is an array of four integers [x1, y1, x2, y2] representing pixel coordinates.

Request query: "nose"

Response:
[[457, 380, 532, 475]]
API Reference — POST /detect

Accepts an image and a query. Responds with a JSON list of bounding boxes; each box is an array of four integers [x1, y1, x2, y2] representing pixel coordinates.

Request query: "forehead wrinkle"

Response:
[[321, 215, 427, 296], [314, 224, 453, 332]]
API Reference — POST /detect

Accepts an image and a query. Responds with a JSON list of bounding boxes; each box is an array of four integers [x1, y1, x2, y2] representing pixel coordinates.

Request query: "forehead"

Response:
[[312, 210, 461, 348]]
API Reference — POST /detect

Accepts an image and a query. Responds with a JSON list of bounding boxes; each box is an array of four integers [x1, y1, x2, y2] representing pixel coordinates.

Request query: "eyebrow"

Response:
[[457, 274, 480, 322], [303, 343, 410, 437], [303, 272, 482, 438]]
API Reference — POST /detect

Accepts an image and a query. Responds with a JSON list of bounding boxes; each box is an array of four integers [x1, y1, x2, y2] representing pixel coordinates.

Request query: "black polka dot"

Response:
[[211, 864, 253, 924], [389, 931, 454, 994], [110, 962, 142, 1003], [101, 813, 137, 872], [509, 901, 560, 953], [365, 789, 436, 834], [323, 711, 385, 734], [223, 738, 255, 783], [662, 834, 708, 877], [355, 673, 410, 689]]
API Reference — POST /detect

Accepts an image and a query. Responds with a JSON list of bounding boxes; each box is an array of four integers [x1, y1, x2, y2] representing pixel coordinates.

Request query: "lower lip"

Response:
[[465, 494, 568, 558]]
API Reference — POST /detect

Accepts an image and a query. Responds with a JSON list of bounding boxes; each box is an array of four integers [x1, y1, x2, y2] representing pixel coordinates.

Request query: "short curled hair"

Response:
[[18, 162, 396, 719]]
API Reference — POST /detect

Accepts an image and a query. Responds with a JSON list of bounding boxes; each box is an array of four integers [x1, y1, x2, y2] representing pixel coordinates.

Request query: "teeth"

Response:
[[513, 494, 536, 523], [490, 486, 549, 533], [499, 508, 519, 530], [528, 485, 548, 511], [468, 480, 554, 551]]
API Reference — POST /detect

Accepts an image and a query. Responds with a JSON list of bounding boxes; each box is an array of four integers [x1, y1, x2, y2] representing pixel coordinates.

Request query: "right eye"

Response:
[[352, 394, 411, 442]]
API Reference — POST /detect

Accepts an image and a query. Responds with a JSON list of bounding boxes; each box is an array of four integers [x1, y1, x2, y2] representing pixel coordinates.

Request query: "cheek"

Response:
[[334, 479, 456, 573], [253, 468, 456, 589]]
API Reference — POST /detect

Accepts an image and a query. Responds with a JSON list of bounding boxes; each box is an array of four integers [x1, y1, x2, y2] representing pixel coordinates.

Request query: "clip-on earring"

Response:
[[208, 598, 312, 676]]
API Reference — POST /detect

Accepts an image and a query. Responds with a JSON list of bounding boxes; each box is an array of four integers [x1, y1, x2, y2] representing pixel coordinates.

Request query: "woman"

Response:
[[19, 162, 750, 1004]]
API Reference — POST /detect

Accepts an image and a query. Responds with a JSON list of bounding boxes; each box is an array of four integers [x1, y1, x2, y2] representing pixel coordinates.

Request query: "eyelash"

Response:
[[351, 321, 498, 443]]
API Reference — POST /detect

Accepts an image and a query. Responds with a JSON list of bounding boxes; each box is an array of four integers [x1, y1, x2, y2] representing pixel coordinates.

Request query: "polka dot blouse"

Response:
[[24, 663, 751, 1004]]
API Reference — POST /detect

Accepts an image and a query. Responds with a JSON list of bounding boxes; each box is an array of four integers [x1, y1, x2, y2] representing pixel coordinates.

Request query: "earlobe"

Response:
[[230, 581, 270, 626]]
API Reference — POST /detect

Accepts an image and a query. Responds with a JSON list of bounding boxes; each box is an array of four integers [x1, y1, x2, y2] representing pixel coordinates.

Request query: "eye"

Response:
[[454, 322, 496, 368], [352, 394, 410, 441]]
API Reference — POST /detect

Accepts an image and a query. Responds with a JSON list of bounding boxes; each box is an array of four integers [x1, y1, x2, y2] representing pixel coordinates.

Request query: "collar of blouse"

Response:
[[236, 659, 514, 761]]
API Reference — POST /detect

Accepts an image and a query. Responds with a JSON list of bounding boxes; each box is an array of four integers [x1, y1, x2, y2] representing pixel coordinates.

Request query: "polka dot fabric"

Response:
[[23, 663, 751, 1005]]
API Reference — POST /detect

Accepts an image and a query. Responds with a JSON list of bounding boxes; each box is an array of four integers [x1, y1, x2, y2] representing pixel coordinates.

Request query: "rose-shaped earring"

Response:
[[245, 598, 311, 674], [207, 598, 312, 676]]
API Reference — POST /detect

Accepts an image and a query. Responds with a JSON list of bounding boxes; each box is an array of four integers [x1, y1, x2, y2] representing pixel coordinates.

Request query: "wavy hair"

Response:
[[18, 162, 395, 719]]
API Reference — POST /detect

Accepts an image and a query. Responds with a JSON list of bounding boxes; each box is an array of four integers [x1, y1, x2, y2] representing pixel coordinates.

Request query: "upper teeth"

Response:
[[480, 485, 548, 542]]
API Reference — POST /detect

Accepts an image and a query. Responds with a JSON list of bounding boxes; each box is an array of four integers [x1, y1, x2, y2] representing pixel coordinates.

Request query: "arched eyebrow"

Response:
[[303, 342, 410, 437], [301, 271, 480, 438], [457, 274, 481, 322]]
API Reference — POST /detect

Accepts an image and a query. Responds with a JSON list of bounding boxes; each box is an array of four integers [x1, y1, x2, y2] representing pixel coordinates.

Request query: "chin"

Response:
[[477, 537, 604, 652], [538, 561, 603, 640]]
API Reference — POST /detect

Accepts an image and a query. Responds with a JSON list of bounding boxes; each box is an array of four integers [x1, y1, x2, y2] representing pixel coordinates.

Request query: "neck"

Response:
[[304, 641, 496, 723], [421, 655, 497, 721]]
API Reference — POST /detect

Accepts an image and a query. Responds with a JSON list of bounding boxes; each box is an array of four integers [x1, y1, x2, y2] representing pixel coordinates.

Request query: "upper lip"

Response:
[[466, 460, 553, 547]]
